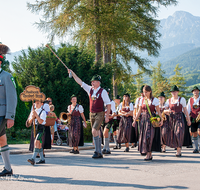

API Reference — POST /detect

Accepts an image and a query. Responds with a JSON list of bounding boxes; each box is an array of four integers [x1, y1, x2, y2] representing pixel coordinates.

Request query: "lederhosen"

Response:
[[139, 98, 161, 154], [89, 88, 105, 130], [168, 97, 185, 148], [117, 105, 133, 144], [29, 109, 45, 152], [68, 104, 82, 147], [189, 97, 200, 132]]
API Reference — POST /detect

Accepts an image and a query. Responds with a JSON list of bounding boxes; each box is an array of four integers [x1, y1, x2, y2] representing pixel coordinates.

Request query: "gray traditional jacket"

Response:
[[0, 69, 17, 120]]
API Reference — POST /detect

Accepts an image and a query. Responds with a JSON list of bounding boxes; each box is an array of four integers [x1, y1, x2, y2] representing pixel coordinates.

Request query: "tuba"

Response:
[[59, 112, 71, 123]]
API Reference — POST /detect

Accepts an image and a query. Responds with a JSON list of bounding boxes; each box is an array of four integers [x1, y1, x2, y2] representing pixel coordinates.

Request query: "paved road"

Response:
[[0, 146, 200, 190]]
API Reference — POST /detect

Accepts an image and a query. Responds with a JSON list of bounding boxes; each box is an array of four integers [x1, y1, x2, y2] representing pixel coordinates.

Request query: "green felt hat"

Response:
[[91, 74, 101, 82], [140, 85, 145, 93], [158, 91, 165, 97], [123, 93, 130, 97], [170, 85, 179, 92], [115, 95, 121, 100], [191, 86, 200, 92], [70, 94, 77, 100]]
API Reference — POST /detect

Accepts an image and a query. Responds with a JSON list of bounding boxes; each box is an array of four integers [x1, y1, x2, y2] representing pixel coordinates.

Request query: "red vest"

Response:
[[141, 98, 155, 114], [89, 88, 104, 113], [190, 97, 200, 118], [169, 97, 182, 113], [70, 105, 81, 117], [122, 106, 130, 113]]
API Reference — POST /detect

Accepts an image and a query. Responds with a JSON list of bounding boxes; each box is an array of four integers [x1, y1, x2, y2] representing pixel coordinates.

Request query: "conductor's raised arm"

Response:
[[68, 69, 82, 86]]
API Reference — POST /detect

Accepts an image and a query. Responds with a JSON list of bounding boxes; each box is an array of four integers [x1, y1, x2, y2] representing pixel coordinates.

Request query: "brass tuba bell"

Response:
[[59, 112, 71, 123]]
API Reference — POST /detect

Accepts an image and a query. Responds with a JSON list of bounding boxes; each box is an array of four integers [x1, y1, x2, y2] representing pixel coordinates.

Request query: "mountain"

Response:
[[159, 11, 200, 49]]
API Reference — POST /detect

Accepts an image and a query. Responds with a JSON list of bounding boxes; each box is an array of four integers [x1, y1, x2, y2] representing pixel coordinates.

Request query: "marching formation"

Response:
[[0, 43, 199, 177]]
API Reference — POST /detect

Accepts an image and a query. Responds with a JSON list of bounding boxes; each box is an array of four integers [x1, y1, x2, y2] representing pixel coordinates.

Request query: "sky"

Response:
[[1, 0, 200, 53]]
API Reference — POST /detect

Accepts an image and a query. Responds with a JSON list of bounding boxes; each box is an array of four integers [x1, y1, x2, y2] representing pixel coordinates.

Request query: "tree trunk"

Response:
[[112, 45, 117, 99], [94, 0, 101, 64]]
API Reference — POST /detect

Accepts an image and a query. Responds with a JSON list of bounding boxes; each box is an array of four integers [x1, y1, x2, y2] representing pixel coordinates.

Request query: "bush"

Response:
[[83, 121, 92, 142]]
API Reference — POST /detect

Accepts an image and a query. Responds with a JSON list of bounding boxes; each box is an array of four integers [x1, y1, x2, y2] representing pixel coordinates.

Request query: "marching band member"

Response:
[[68, 69, 111, 159], [102, 89, 116, 154], [27, 100, 46, 165], [164, 85, 191, 157], [133, 85, 163, 161], [68, 95, 87, 154], [117, 93, 133, 152], [187, 86, 200, 153], [0, 54, 17, 176], [113, 95, 121, 149]]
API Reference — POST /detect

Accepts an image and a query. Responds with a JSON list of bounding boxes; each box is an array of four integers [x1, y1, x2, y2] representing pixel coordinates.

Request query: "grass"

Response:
[[8, 139, 30, 145]]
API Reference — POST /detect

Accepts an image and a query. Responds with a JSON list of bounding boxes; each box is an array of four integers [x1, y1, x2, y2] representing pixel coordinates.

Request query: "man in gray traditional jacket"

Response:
[[0, 54, 17, 176]]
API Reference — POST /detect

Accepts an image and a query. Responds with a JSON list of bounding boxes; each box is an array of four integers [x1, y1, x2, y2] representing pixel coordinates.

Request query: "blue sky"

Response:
[[1, 0, 200, 53]]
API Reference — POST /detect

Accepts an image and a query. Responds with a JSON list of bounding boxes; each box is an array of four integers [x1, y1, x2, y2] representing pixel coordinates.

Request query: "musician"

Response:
[[67, 69, 111, 158], [113, 95, 121, 149], [187, 86, 200, 153], [164, 85, 191, 157], [117, 93, 133, 152], [102, 89, 116, 154], [68, 94, 87, 154], [27, 100, 46, 165], [0, 54, 17, 176], [133, 85, 163, 161]]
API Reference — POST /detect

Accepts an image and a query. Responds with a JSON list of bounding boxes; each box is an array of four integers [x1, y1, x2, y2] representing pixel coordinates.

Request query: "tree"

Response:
[[170, 64, 187, 98], [1, 56, 11, 73], [12, 44, 113, 118]]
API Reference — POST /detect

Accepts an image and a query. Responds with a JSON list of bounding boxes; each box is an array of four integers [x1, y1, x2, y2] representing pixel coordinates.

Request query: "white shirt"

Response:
[[31, 103, 50, 113], [187, 96, 200, 115], [139, 97, 159, 107], [165, 97, 187, 108], [67, 105, 84, 113], [29, 107, 46, 125], [118, 102, 134, 111], [81, 82, 111, 105], [135, 96, 143, 108], [0, 68, 2, 72]]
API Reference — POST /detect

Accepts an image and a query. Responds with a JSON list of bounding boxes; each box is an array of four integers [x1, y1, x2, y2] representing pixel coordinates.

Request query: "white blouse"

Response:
[[67, 105, 84, 113], [139, 97, 159, 107], [118, 102, 134, 111]]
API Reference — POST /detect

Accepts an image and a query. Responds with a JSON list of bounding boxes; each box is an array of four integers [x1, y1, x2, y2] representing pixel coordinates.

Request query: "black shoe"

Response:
[[144, 157, 153, 161], [102, 149, 107, 154], [36, 155, 40, 158], [131, 145, 135, 148], [98, 153, 103, 158], [0, 168, 13, 176], [69, 149, 75, 153], [27, 158, 35, 165], [161, 150, 166, 153], [74, 150, 79, 154], [113, 146, 118, 149], [174, 148, 177, 150], [193, 149, 199, 153], [187, 145, 193, 148], [92, 152, 103, 158], [36, 159, 45, 164], [175, 153, 182, 157], [119, 144, 121, 149], [43, 154, 45, 158], [124, 147, 129, 152], [141, 153, 146, 156], [105, 150, 111, 154]]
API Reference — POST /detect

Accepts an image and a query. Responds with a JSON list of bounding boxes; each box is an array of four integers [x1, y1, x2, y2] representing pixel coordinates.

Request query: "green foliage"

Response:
[[1, 55, 11, 72], [83, 121, 93, 142], [12, 44, 113, 119]]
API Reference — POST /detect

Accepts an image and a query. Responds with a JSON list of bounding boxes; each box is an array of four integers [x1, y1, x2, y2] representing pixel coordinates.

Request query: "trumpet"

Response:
[[196, 113, 200, 123], [59, 112, 71, 123]]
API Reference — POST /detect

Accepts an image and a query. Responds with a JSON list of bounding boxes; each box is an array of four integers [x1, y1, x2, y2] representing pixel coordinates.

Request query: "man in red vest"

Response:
[[68, 69, 111, 158], [187, 86, 200, 153]]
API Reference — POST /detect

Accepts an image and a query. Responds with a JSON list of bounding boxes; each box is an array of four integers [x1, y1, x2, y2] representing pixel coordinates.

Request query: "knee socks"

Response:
[[193, 136, 198, 150], [0, 145, 11, 171]]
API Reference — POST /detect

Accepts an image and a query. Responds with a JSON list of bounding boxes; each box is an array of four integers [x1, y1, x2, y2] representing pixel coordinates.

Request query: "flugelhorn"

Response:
[[196, 113, 200, 123]]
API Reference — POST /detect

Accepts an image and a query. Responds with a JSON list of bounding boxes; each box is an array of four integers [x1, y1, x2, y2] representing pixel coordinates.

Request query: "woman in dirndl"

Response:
[[133, 85, 163, 161], [158, 91, 170, 153], [164, 85, 191, 157], [117, 93, 134, 152], [68, 95, 87, 154]]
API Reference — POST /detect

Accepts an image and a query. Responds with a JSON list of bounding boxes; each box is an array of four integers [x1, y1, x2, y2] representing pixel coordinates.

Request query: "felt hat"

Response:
[[91, 74, 101, 82], [191, 86, 200, 92], [140, 85, 145, 93], [158, 91, 165, 97], [123, 93, 130, 97], [170, 85, 179, 92], [70, 94, 77, 100], [115, 95, 121, 100]]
